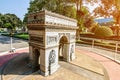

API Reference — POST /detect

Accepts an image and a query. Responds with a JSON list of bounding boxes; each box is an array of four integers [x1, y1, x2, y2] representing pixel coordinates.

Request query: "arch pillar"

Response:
[[62, 43, 70, 62], [41, 47, 60, 76], [69, 43, 76, 61], [29, 46, 34, 63], [62, 42, 76, 62]]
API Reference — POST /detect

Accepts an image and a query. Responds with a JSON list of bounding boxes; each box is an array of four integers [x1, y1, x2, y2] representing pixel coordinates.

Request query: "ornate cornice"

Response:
[[27, 24, 78, 30], [27, 10, 78, 30]]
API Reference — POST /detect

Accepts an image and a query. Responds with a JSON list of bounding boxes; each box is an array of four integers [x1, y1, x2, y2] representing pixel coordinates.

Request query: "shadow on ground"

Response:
[[0, 53, 38, 80], [1, 53, 32, 74], [0, 50, 109, 80]]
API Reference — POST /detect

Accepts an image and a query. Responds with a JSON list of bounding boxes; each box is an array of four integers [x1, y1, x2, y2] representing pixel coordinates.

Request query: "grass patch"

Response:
[[2, 33, 29, 40], [0, 31, 7, 33], [14, 33, 29, 40]]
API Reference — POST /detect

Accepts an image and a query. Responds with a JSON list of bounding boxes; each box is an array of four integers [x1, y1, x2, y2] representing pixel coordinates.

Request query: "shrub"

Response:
[[94, 26, 113, 38]]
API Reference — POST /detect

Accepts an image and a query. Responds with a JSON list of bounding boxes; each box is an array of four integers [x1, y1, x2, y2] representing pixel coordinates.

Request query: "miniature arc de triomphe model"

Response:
[[27, 10, 78, 76]]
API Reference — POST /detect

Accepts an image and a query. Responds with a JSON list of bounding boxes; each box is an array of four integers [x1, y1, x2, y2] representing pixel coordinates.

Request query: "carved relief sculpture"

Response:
[[49, 50, 56, 64]]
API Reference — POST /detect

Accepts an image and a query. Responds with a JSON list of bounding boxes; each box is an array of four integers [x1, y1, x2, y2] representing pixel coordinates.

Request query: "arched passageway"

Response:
[[33, 48, 40, 72], [59, 36, 69, 61]]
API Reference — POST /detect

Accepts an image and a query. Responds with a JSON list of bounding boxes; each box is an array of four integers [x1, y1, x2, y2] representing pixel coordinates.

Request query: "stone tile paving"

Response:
[[0, 48, 107, 80], [1, 44, 119, 80], [21, 67, 89, 80], [71, 50, 104, 75], [76, 45, 120, 80], [1, 48, 90, 80], [0, 35, 28, 53]]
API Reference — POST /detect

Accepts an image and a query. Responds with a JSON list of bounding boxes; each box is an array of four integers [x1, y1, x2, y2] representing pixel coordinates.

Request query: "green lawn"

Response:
[[1, 33, 29, 40], [14, 33, 29, 40]]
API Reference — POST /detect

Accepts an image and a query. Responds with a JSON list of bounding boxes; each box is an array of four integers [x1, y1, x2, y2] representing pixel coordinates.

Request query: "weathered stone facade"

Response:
[[27, 10, 78, 76]]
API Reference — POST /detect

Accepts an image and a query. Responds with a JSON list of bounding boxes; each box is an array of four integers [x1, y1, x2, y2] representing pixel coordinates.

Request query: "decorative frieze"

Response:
[[30, 35, 43, 44], [59, 33, 65, 37], [27, 10, 78, 28], [59, 33, 70, 37], [28, 30, 45, 35], [45, 15, 77, 27], [28, 14, 45, 24], [47, 36, 57, 45], [28, 26, 45, 30], [70, 35, 76, 40], [59, 33, 70, 40]]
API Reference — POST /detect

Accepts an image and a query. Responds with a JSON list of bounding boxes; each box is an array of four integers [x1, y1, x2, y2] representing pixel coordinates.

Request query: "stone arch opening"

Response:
[[33, 48, 40, 72], [59, 36, 69, 61]]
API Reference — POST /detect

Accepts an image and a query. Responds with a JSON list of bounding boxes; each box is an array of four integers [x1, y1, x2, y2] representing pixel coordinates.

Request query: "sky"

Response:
[[0, 0, 30, 20]]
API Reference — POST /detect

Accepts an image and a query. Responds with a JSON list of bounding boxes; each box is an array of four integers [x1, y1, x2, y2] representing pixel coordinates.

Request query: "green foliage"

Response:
[[4, 23, 13, 29], [0, 13, 22, 36], [22, 14, 28, 32], [27, 0, 76, 19], [0, 13, 22, 29], [94, 26, 113, 38], [2, 33, 29, 40], [77, 6, 94, 32], [14, 33, 29, 40], [61, 5, 76, 19]]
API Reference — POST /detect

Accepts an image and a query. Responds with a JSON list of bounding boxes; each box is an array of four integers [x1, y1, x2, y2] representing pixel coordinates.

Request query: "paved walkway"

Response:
[[76, 44, 120, 64], [0, 47, 107, 80], [76, 45, 120, 80], [0, 35, 28, 53], [0, 48, 29, 67], [1, 45, 120, 80]]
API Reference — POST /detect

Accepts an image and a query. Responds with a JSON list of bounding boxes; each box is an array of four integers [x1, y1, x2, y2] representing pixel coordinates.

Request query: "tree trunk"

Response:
[[80, 0, 82, 10], [116, 26, 119, 36], [115, 11, 120, 36]]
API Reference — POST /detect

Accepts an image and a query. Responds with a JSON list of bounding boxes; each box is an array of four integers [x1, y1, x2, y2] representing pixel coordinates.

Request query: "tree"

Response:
[[22, 14, 28, 33], [94, 26, 113, 38], [70, 0, 98, 17], [77, 6, 94, 27], [27, 0, 76, 19], [93, 0, 120, 36], [76, 6, 95, 35], [83, 14, 94, 29], [0, 14, 22, 30], [0, 14, 3, 27], [0, 13, 22, 52], [0, 14, 7, 28], [69, 0, 98, 39]]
